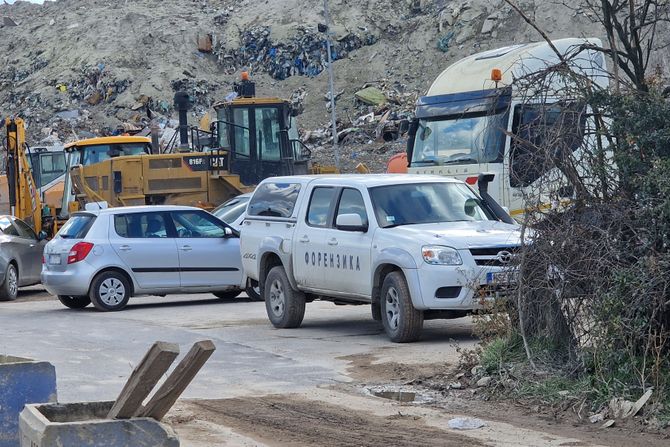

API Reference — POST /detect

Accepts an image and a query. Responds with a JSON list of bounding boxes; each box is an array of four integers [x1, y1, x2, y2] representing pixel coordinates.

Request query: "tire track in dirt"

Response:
[[178, 395, 484, 447]]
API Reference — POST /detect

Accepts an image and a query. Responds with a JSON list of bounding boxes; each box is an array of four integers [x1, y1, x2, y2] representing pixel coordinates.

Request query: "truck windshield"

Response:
[[79, 143, 149, 165], [411, 111, 508, 166], [370, 182, 494, 228]]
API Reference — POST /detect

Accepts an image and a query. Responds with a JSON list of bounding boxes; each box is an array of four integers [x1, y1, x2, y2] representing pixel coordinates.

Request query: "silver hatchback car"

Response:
[[42, 205, 244, 311]]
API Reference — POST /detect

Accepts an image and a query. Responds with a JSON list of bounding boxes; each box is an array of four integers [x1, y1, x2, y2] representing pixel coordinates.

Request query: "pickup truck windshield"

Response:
[[370, 182, 494, 228]]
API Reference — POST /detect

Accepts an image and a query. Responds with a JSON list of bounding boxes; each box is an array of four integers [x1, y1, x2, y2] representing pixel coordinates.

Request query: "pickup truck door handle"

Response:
[[118, 245, 132, 251], [328, 238, 338, 246], [180, 245, 193, 252], [298, 235, 310, 243]]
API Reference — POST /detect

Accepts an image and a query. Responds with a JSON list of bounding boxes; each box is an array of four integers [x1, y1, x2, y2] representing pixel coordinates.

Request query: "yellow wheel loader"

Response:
[[64, 74, 336, 216]]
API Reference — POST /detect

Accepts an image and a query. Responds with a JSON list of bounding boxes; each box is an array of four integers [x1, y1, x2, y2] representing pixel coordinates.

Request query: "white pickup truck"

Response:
[[240, 174, 522, 342]]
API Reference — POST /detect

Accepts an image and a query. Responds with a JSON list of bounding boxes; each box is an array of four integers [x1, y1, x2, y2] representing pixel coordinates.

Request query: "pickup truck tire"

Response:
[[381, 272, 423, 342], [265, 266, 305, 328]]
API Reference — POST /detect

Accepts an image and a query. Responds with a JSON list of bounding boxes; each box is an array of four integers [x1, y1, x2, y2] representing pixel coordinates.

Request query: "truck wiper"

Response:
[[440, 157, 479, 165], [384, 222, 414, 228]]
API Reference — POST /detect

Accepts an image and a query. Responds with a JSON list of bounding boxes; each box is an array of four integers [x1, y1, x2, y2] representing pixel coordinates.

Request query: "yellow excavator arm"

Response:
[[3, 117, 43, 233]]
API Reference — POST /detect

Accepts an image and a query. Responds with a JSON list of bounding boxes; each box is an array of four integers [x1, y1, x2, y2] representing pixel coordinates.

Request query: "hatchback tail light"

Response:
[[67, 242, 94, 264]]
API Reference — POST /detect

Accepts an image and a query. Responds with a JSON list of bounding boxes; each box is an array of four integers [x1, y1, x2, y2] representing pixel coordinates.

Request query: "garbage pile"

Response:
[[170, 78, 219, 113], [303, 79, 418, 172], [215, 26, 378, 80], [305, 79, 418, 146], [57, 63, 131, 106]]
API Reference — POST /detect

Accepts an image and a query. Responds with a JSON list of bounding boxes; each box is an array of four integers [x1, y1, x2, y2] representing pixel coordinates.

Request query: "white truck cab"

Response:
[[406, 38, 609, 218], [240, 174, 522, 342]]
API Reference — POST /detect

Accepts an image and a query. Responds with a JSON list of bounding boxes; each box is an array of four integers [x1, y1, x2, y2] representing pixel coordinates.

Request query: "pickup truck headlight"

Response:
[[422, 246, 462, 265]]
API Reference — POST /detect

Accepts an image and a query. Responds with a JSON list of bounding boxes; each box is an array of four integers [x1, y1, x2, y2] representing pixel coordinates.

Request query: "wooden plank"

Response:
[[107, 341, 180, 419], [138, 340, 216, 420]]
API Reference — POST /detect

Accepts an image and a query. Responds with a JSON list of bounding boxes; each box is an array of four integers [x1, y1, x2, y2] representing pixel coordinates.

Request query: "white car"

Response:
[[211, 193, 252, 232], [240, 174, 522, 342], [42, 205, 245, 311]]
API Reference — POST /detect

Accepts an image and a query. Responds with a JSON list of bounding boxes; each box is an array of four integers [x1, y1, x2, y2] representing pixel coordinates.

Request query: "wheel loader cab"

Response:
[[60, 136, 152, 218], [215, 99, 311, 186]]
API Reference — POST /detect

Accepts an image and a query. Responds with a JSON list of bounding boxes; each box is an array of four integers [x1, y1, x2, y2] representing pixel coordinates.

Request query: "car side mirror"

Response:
[[224, 227, 234, 238], [336, 213, 367, 232], [37, 230, 48, 241]]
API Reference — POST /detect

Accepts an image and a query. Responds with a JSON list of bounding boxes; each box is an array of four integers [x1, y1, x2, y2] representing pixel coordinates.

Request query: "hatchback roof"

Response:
[[73, 205, 205, 216]]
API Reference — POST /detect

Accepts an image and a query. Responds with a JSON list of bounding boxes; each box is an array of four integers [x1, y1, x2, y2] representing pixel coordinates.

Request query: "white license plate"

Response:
[[48, 254, 61, 265], [487, 271, 517, 285]]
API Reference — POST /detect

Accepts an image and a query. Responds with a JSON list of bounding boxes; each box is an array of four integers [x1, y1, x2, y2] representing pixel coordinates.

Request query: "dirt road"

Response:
[[2, 291, 666, 446]]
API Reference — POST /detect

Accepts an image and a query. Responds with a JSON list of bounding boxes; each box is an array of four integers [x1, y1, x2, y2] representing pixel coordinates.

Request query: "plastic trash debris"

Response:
[[355, 87, 387, 106], [437, 31, 455, 52], [213, 25, 377, 81]]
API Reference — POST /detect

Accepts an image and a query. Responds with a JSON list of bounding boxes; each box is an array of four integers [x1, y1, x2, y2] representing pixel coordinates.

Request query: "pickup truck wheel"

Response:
[[265, 266, 305, 328], [381, 272, 423, 343], [58, 295, 91, 309]]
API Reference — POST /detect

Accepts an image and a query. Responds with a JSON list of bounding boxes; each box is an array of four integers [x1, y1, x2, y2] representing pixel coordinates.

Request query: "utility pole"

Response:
[[323, 0, 341, 170]]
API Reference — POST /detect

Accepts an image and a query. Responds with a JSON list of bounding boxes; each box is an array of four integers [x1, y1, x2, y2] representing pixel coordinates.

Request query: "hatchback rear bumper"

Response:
[[41, 268, 92, 297]]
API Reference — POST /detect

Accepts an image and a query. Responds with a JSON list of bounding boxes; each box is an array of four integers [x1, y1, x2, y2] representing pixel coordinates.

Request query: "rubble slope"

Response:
[[1, 0, 665, 171]]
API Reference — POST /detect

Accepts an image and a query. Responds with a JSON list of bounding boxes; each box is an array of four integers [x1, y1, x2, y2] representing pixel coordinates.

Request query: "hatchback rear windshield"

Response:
[[58, 214, 95, 239], [247, 183, 301, 218]]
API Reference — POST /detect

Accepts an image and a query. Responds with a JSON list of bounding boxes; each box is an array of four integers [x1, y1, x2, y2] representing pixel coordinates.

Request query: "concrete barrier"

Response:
[[19, 401, 180, 447], [0, 356, 57, 447]]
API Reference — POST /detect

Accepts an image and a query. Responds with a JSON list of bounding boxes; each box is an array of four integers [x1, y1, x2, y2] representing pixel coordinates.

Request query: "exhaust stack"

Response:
[[173, 91, 190, 151]]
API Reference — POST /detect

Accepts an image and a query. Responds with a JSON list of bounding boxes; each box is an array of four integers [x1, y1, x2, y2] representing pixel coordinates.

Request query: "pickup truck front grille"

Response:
[[469, 246, 520, 267], [469, 246, 521, 256]]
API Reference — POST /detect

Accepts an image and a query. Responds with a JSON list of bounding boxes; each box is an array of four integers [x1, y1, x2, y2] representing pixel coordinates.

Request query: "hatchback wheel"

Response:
[[0, 263, 18, 301], [58, 295, 91, 309], [264, 266, 305, 328], [89, 271, 131, 311], [380, 272, 423, 343]]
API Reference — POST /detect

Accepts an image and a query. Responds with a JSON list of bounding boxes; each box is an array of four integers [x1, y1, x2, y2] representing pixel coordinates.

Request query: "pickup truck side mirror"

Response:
[[336, 214, 368, 232]]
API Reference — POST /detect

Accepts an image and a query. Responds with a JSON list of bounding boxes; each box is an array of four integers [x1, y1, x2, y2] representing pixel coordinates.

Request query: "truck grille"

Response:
[[470, 246, 520, 267]]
